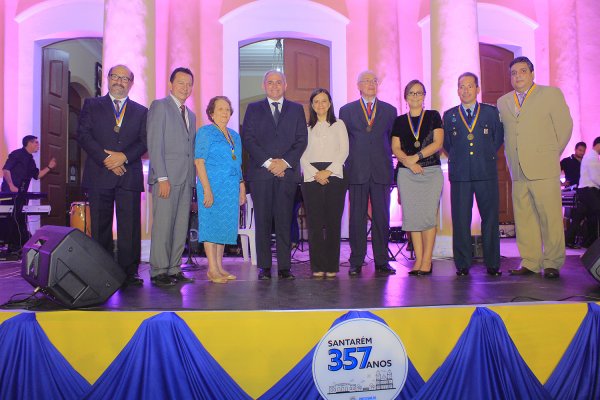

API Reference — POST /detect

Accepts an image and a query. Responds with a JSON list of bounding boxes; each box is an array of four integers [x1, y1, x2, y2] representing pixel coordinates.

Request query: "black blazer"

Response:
[[339, 99, 397, 185], [242, 98, 308, 183], [77, 94, 148, 191], [443, 103, 504, 182]]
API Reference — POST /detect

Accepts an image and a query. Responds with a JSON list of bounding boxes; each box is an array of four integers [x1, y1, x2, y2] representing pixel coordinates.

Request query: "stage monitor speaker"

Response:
[[582, 238, 600, 283], [21, 225, 125, 308]]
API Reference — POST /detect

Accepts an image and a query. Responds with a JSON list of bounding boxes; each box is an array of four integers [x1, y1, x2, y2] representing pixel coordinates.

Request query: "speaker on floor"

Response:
[[582, 237, 600, 283], [21, 225, 125, 308]]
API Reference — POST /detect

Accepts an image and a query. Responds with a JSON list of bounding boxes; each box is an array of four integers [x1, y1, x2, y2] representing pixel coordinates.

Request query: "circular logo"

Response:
[[312, 318, 408, 400]]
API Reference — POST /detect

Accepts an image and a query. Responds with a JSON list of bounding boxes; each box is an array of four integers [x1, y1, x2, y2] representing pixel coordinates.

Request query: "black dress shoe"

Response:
[[486, 268, 502, 277], [509, 266, 536, 276], [258, 268, 271, 280], [169, 272, 194, 283], [348, 266, 362, 276], [151, 274, 175, 287], [375, 264, 396, 274], [124, 274, 143, 287], [278, 270, 295, 280], [544, 268, 560, 279], [408, 270, 420, 276], [566, 243, 581, 249], [456, 268, 469, 276]]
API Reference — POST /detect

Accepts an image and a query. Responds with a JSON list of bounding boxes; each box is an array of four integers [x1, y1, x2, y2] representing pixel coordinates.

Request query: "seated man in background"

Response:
[[560, 141, 586, 187]]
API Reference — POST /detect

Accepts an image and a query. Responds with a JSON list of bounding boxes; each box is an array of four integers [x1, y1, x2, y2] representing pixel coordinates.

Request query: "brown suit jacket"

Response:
[[497, 84, 572, 180]]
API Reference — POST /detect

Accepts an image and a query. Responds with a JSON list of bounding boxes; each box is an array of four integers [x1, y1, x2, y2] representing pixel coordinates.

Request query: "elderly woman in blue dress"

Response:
[[391, 80, 444, 276], [195, 96, 246, 284]]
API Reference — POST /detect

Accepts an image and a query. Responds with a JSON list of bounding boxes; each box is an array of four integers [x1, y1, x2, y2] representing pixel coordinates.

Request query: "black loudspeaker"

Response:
[[21, 226, 125, 308], [582, 238, 600, 282]]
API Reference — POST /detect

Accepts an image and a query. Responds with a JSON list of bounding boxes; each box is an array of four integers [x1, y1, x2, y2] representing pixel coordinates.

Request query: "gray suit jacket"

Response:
[[147, 95, 197, 187]]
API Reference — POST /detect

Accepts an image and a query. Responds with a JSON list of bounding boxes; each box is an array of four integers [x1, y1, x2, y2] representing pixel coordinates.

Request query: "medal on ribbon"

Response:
[[214, 124, 236, 160], [360, 98, 377, 132], [513, 83, 536, 112], [459, 103, 480, 139], [407, 110, 425, 148], [113, 98, 128, 133]]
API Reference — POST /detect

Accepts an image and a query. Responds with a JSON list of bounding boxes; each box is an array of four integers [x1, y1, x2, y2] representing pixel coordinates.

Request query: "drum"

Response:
[[70, 202, 91, 236]]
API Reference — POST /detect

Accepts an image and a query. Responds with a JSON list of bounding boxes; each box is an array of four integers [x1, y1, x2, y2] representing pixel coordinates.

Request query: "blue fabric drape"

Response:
[[0, 313, 90, 400], [259, 310, 425, 400], [413, 307, 552, 400], [83, 312, 251, 400], [545, 302, 600, 400]]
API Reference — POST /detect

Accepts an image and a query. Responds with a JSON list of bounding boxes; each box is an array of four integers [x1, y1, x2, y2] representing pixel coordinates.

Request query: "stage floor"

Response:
[[1, 238, 598, 311]]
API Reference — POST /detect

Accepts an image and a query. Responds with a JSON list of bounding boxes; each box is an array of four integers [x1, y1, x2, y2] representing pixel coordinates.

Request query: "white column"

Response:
[[430, 0, 480, 115], [103, 0, 154, 106], [430, 0, 480, 246], [576, 0, 600, 146], [369, 0, 401, 108], [549, 0, 581, 154], [166, 0, 201, 111]]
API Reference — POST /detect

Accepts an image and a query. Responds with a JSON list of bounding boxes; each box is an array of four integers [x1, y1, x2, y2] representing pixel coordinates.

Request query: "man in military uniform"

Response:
[[443, 72, 504, 276]]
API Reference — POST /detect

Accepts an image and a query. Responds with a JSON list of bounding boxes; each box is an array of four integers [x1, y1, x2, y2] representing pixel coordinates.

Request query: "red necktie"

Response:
[[367, 101, 373, 118]]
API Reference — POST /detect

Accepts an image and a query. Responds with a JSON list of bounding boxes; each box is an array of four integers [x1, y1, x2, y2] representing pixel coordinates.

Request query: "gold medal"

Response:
[[414, 141, 420, 148], [114, 125, 120, 133], [467, 133, 474, 140], [366, 125, 372, 133], [232, 154, 236, 160]]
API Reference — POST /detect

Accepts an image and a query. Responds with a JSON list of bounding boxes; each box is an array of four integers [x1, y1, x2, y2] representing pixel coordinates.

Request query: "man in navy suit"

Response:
[[147, 67, 196, 287], [78, 64, 148, 287], [242, 70, 308, 280], [443, 72, 504, 276], [339, 71, 397, 276]]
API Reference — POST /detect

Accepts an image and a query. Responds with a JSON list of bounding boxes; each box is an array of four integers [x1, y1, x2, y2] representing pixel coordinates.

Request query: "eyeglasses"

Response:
[[109, 74, 132, 83], [408, 91, 424, 97], [359, 79, 378, 85]]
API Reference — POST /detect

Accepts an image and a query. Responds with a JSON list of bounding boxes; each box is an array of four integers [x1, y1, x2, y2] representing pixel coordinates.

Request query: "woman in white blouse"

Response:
[[301, 88, 349, 278]]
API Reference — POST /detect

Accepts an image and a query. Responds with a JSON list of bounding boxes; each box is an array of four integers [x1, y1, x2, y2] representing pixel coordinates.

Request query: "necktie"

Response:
[[114, 99, 121, 114], [517, 92, 526, 106], [466, 108, 473, 124], [180, 105, 188, 131], [272, 102, 280, 125], [367, 101, 373, 118]]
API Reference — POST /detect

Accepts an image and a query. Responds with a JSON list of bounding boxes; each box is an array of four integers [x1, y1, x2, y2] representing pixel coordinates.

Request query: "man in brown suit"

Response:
[[497, 56, 573, 278]]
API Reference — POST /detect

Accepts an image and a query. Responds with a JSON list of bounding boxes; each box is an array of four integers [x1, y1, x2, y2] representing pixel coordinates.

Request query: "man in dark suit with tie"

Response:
[[443, 72, 504, 276], [242, 70, 308, 280], [339, 71, 397, 276], [147, 67, 196, 287], [77, 64, 148, 287]]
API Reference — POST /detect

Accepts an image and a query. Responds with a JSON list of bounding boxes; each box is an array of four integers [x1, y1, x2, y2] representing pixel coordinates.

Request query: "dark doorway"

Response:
[[480, 43, 515, 224]]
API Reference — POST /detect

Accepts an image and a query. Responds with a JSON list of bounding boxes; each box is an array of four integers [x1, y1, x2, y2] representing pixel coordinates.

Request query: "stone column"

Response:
[[430, 0, 480, 241], [549, 0, 581, 151], [166, 0, 201, 111], [103, 0, 155, 106], [576, 0, 600, 145], [430, 0, 480, 115], [368, 0, 401, 108]]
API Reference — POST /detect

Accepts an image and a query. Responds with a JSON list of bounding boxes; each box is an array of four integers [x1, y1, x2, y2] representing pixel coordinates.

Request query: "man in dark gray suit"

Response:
[[340, 71, 398, 276], [147, 67, 196, 286], [78, 64, 147, 287], [242, 70, 308, 280]]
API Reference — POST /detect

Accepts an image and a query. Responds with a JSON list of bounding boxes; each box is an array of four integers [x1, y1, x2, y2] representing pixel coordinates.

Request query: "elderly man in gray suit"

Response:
[[147, 67, 196, 286]]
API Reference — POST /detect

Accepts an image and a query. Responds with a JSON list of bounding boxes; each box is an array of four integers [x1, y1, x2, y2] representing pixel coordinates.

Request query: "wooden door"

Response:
[[480, 43, 514, 224], [283, 39, 331, 120], [41, 48, 69, 226]]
